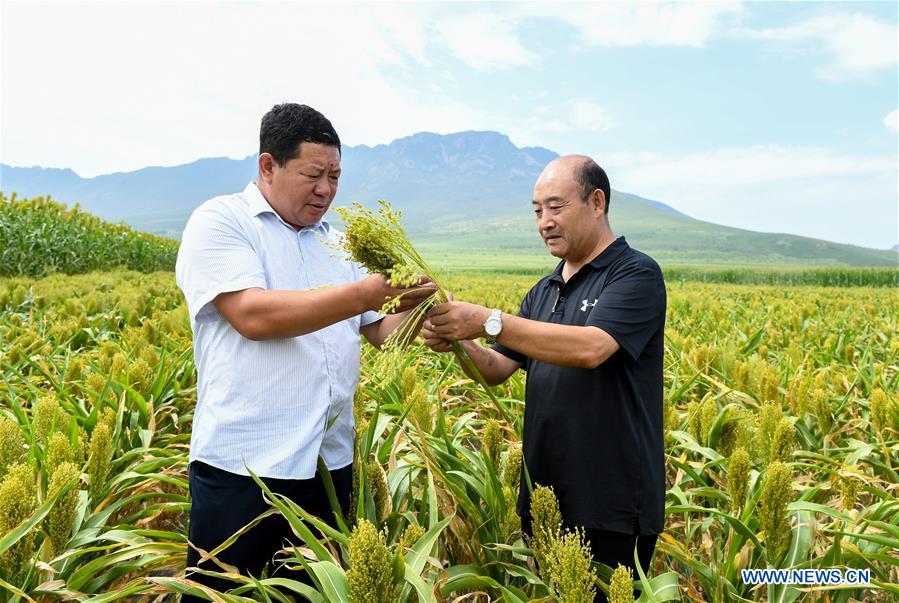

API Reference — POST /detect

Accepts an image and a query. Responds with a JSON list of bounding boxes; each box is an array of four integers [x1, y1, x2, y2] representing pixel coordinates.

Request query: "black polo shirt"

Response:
[[494, 237, 666, 535]]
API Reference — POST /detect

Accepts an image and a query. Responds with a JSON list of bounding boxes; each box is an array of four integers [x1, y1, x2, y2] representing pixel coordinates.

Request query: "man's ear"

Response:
[[592, 189, 606, 214], [258, 153, 276, 183]]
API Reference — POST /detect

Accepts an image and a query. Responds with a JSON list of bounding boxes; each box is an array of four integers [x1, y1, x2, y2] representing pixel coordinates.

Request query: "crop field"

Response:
[[0, 194, 897, 602], [0, 193, 178, 278], [1, 265, 897, 602]]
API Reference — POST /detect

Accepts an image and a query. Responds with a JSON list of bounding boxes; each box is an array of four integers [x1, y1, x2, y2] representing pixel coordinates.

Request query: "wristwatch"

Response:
[[484, 308, 503, 343]]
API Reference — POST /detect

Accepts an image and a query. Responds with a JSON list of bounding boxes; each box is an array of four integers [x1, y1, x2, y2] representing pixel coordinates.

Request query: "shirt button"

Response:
[[559, 297, 565, 302]]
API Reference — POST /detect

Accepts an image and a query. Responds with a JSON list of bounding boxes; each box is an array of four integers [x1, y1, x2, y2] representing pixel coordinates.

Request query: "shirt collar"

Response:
[[546, 260, 566, 286], [586, 236, 628, 270], [544, 236, 629, 287], [243, 181, 330, 234]]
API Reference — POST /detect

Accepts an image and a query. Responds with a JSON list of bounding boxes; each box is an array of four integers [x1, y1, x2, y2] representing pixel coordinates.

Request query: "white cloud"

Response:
[[513, 99, 614, 139], [435, 12, 538, 70], [600, 145, 898, 249], [885, 109, 899, 134], [433, 1, 744, 72], [570, 100, 615, 132], [737, 13, 898, 80], [524, 2, 744, 47], [0, 2, 486, 177], [608, 145, 895, 188]]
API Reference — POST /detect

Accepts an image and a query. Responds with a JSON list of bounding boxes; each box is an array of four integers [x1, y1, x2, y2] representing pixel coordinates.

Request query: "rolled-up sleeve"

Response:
[[176, 203, 267, 326]]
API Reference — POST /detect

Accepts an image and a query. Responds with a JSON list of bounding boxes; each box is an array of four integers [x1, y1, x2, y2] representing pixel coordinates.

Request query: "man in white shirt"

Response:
[[175, 103, 434, 596]]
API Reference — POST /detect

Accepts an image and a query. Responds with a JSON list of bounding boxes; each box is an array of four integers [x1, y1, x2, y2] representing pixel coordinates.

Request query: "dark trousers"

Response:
[[183, 460, 352, 602], [522, 515, 658, 603]]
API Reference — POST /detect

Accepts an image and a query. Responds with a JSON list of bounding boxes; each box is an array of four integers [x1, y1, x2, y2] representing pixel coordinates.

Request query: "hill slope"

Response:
[[417, 189, 898, 269]]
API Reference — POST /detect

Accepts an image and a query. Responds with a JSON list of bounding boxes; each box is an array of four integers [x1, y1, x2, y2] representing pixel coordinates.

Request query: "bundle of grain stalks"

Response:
[[336, 200, 513, 424]]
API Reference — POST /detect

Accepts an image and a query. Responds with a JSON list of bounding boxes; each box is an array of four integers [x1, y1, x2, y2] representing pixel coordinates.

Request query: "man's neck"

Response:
[[562, 228, 617, 281], [255, 180, 303, 231]]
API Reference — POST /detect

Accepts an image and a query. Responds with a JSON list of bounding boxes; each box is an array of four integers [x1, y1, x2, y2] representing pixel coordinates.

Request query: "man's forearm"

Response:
[[363, 311, 424, 349], [218, 283, 368, 340], [454, 340, 516, 386], [496, 314, 617, 369], [425, 301, 614, 373]]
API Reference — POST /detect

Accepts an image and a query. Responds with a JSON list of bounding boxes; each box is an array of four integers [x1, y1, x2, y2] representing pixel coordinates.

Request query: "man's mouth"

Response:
[[544, 234, 562, 243]]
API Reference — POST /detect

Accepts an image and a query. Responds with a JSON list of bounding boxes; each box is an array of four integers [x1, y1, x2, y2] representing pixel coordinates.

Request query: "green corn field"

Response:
[[0, 196, 897, 602], [0, 192, 179, 278]]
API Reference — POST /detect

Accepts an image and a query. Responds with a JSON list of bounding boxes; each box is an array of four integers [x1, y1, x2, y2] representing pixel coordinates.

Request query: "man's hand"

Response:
[[422, 320, 453, 352], [425, 301, 491, 342], [357, 274, 437, 314]]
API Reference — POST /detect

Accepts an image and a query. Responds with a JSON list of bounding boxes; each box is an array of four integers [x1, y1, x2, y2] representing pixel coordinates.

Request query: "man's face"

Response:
[[268, 142, 341, 228], [532, 161, 601, 260]]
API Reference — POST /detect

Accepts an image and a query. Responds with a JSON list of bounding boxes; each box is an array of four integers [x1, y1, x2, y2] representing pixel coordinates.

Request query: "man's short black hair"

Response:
[[259, 103, 341, 166], [577, 158, 611, 214]]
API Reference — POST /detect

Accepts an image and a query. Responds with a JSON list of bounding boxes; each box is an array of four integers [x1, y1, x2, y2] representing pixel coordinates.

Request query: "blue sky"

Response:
[[2, 1, 897, 248]]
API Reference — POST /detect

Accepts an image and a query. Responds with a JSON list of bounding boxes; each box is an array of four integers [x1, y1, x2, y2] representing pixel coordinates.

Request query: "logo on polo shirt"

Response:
[[581, 298, 598, 312]]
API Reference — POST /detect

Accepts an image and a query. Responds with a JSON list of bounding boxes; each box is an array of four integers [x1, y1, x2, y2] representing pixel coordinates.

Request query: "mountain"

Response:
[[2, 131, 897, 267], [340, 131, 560, 216]]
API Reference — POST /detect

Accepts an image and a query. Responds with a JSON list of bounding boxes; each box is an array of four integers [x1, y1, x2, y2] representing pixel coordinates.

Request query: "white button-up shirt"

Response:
[[175, 181, 381, 479]]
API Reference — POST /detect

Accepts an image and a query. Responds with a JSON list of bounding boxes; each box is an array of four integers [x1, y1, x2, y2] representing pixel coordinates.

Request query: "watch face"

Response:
[[485, 319, 501, 336]]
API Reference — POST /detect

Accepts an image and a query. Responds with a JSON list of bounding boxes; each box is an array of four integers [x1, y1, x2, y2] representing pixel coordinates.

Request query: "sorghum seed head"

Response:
[[609, 564, 634, 603], [759, 461, 792, 561], [346, 519, 397, 603]]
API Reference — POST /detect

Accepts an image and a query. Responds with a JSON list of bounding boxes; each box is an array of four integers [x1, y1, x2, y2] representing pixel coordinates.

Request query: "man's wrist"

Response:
[[353, 279, 376, 314], [483, 308, 503, 342]]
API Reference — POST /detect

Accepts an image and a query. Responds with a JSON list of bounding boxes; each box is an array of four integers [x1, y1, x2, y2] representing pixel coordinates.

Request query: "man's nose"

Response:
[[538, 212, 555, 232], [313, 176, 332, 198]]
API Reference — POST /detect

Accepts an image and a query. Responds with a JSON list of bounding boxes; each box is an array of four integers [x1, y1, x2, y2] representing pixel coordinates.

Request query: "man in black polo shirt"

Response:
[[423, 155, 666, 600]]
